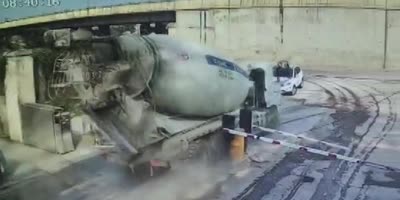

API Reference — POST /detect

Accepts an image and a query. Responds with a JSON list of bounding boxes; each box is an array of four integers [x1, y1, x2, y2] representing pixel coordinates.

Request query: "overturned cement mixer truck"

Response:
[[44, 29, 280, 175]]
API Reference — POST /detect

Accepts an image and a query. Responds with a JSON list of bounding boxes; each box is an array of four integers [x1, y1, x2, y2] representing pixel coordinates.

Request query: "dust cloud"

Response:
[[115, 161, 229, 200]]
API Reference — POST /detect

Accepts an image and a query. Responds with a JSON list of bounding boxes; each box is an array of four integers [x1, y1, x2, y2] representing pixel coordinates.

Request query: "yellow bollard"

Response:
[[230, 135, 246, 161]]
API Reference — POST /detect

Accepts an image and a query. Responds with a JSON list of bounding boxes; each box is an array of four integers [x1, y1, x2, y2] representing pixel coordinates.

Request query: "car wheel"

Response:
[[0, 162, 4, 175], [290, 86, 297, 96], [0, 152, 5, 183], [298, 79, 304, 88], [0, 162, 6, 185]]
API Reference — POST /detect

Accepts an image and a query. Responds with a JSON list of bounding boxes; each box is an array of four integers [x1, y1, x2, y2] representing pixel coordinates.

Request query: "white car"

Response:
[[273, 60, 304, 95]]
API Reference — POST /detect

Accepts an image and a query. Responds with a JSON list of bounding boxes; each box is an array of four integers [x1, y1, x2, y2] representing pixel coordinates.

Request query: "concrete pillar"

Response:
[[4, 50, 36, 142], [171, 11, 215, 47]]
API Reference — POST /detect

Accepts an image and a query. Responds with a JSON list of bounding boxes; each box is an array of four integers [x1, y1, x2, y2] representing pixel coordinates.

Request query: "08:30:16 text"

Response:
[[2, 0, 60, 8]]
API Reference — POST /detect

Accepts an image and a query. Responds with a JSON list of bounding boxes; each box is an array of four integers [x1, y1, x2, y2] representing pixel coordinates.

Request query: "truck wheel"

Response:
[[290, 86, 297, 96]]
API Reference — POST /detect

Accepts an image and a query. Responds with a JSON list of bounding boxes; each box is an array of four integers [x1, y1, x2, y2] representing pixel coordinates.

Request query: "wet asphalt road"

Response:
[[235, 75, 400, 200], [0, 155, 138, 200]]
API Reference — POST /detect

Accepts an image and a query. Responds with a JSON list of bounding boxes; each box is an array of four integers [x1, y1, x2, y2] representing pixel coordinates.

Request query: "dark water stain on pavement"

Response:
[[234, 147, 335, 200], [233, 152, 308, 200], [329, 110, 370, 145], [365, 170, 400, 189]]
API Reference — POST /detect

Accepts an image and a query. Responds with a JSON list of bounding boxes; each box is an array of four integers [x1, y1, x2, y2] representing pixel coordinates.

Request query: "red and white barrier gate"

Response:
[[223, 128, 399, 172], [254, 126, 350, 151]]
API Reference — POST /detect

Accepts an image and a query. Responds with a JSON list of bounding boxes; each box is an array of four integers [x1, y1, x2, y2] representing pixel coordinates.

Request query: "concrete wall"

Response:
[[281, 8, 385, 70], [171, 11, 216, 48], [2, 0, 396, 29], [386, 11, 400, 70], [212, 8, 281, 60], [172, 8, 400, 70]]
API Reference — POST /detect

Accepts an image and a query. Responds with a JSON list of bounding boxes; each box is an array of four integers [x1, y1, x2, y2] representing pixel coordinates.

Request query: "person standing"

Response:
[[249, 68, 267, 108]]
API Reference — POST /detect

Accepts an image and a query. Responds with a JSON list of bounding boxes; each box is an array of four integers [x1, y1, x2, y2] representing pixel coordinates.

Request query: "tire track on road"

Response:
[[235, 78, 394, 200], [310, 78, 400, 200], [277, 78, 380, 200], [243, 78, 364, 200], [316, 78, 349, 104], [307, 79, 377, 200], [267, 78, 371, 200], [330, 81, 381, 147], [283, 164, 312, 200], [305, 79, 380, 141], [306, 80, 384, 200], [331, 81, 362, 108], [354, 85, 395, 155], [305, 80, 337, 107], [337, 83, 397, 200], [315, 79, 373, 146]]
